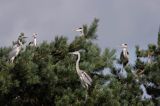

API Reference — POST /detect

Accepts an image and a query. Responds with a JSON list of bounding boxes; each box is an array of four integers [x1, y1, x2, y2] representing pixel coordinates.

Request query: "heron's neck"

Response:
[[76, 53, 80, 71], [34, 38, 36, 46], [18, 41, 23, 47], [123, 48, 127, 55], [123, 48, 127, 51]]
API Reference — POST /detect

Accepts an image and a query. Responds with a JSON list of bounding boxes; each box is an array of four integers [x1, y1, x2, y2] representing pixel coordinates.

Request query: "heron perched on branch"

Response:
[[74, 27, 84, 36], [9, 34, 27, 63], [12, 34, 27, 47], [70, 51, 92, 89], [120, 43, 129, 67], [9, 40, 23, 63], [29, 33, 37, 47], [70, 51, 92, 102]]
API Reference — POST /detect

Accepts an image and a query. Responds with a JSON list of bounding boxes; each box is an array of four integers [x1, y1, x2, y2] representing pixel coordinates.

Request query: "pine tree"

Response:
[[0, 19, 159, 105], [134, 27, 160, 106], [0, 19, 115, 105]]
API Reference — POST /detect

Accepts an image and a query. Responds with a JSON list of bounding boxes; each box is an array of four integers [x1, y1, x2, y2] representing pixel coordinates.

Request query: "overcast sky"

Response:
[[0, 0, 160, 63]]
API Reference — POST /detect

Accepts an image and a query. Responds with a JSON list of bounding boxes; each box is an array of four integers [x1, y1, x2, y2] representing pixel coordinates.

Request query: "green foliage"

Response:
[[83, 18, 99, 39], [0, 19, 159, 106], [134, 28, 160, 106]]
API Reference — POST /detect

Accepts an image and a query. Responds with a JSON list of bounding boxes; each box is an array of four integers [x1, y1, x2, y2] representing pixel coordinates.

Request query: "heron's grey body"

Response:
[[117, 68, 127, 79], [71, 51, 92, 90], [9, 40, 22, 63], [120, 44, 129, 67]]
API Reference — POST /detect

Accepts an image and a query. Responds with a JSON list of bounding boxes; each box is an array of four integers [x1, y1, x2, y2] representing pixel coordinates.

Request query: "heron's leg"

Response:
[[84, 89, 88, 104], [84, 93, 88, 103]]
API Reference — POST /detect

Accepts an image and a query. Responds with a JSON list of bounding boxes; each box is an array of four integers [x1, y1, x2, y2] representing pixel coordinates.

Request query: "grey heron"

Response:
[[70, 51, 92, 89], [9, 40, 23, 63], [29, 33, 37, 47], [13, 34, 28, 47], [74, 27, 84, 36], [120, 43, 129, 67], [70, 51, 92, 102]]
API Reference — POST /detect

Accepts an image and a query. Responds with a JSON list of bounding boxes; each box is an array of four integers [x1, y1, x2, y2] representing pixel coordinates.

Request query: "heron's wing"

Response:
[[79, 76, 86, 88], [12, 44, 18, 49], [120, 50, 129, 65], [81, 71, 92, 86], [8, 48, 17, 58]]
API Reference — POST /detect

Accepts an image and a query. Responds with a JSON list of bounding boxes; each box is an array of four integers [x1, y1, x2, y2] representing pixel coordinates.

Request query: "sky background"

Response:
[[0, 0, 160, 64]]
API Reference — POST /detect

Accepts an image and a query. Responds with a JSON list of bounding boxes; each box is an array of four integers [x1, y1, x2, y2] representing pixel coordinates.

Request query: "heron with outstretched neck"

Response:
[[70, 51, 92, 102]]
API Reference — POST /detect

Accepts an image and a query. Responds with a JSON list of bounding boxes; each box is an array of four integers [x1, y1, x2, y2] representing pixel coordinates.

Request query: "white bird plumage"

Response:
[[9, 40, 23, 63], [29, 33, 37, 47], [70, 51, 92, 90], [74, 27, 84, 36]]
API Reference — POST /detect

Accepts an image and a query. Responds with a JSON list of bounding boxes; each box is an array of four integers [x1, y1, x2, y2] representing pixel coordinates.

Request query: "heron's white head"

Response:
[[121, 43, 128, 48], [75, 27, 83, 32], [18, 35, 28, 39], [32, 33, 37, 38]]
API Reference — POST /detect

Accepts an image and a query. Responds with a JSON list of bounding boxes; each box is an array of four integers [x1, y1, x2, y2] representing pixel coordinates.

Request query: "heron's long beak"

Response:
[[23, 37, 28, 39], [117, 45, 125, 48]]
